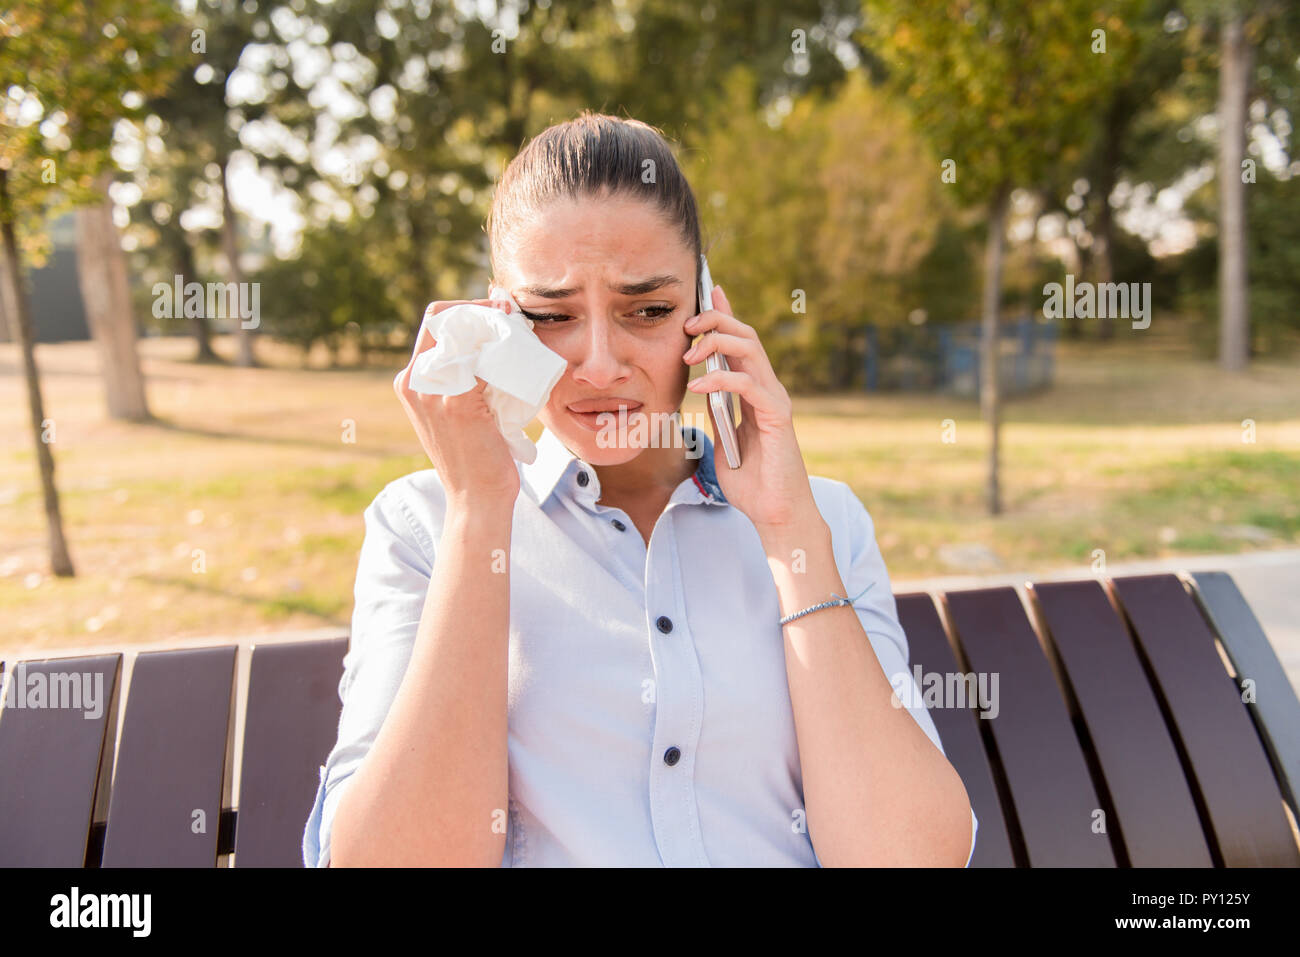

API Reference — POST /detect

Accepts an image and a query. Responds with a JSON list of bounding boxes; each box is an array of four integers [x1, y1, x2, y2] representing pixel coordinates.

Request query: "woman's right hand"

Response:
[[394, 299, 521, 510]]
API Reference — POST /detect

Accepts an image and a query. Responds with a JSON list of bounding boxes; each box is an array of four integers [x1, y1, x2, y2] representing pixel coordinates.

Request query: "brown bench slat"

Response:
[[943, 587, 1115, 866], [234, 636, 348, 867], [1109, 574, 1300, 866], [100, 645, 238, 867], [0, 654, 122, 866], [896, 592, 1015, 867], [1030, 580, 1213, 866], [1189, 571, 1300, 820]]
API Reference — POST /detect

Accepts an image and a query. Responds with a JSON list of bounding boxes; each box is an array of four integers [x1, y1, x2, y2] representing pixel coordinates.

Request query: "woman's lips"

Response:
[[566, 403, 643, 431]]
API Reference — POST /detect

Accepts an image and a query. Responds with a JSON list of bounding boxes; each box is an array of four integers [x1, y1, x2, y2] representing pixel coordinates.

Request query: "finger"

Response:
[[429, 299, 474, 316], [686, 367, 786, 419], [398, 307, 443, 397], [408, 305, 441, 360], [687, 368, 759, 400], [398, 326, 434, 395], [713, 285, 732, 317], [684, 304, 759, 342], [683, 329, 759, 367], [684, 323, 782, 396]]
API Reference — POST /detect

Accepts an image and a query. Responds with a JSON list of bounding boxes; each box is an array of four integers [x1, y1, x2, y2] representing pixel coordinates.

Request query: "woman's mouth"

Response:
[[566, 400, 644, 431]]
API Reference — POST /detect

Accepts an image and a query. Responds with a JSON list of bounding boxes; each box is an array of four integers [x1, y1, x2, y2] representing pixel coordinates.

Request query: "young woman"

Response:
[[303, 112, 977, 867]]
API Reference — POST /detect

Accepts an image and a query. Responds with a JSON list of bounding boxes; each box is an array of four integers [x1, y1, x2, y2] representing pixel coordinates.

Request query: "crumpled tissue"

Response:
[[407, 287, 568, 464]]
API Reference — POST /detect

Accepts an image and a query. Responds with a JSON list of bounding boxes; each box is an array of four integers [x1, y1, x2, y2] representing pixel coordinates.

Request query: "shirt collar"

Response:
[[521, 422, 728, 508]]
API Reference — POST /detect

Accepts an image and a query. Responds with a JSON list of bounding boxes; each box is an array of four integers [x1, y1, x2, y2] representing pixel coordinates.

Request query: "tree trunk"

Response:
[[0, 272, 12, 342], [1093, 107, 1121, 341], [1092, 196, 1115, 341], [174, 231, 218, 362], [74, 170, 151, 421], [0, 169, 75, 576], [1218, 12, 1251, 371], [221, 153, 257, 367], [982, 186, 1009, 516]]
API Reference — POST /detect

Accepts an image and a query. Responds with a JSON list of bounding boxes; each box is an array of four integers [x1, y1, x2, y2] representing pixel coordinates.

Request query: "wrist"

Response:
[[755, 499, 828, 553], [444, 496, 516, 535]]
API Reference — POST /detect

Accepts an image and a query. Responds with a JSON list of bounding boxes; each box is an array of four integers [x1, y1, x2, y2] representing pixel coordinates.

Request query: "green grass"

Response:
[[1, 324, 1297, 647]]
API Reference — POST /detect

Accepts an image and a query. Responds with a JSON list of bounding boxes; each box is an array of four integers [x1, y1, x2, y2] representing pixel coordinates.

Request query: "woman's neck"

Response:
[[593, 440, 697, 513]]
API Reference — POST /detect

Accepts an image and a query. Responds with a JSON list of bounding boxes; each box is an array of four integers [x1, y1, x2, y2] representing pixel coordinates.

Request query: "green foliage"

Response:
[[302, 0, 868, 334], [863, 0, 1144, 203], [907, 217, 981, 323], [1175, 169, 1300, 356], [684, 68, 954, 389], [255, 216, 399, 362], [0, 0, 185, 259]]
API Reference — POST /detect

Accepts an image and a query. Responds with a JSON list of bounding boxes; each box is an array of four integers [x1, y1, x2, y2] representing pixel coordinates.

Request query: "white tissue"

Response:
[[407, 287, 568, 464]]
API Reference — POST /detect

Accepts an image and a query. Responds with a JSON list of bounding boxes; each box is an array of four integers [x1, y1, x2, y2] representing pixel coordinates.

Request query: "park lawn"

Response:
[[1, 323, 1298, 649]]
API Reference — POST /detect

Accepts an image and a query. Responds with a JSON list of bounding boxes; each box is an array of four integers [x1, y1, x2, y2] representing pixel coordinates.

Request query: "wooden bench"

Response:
[[1, 570, 1296, 867]]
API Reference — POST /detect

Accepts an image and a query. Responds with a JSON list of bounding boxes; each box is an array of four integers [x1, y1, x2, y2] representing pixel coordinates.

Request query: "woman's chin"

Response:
[[562, 431, 648, 465], [546, 413, 665, 464]]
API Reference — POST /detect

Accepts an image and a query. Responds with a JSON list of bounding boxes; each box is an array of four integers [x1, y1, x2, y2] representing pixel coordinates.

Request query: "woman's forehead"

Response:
[[501, 205, 693, 290]]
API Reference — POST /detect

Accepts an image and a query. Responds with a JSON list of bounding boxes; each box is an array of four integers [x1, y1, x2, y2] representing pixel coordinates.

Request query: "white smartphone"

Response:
[[696, 254, 741, 468]]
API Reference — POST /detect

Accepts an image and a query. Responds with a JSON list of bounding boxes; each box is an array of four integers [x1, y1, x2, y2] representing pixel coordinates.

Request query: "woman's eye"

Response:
[[520, 310, 571, 324], [633, 305, 675, 321], [520, 306, 676, 324]]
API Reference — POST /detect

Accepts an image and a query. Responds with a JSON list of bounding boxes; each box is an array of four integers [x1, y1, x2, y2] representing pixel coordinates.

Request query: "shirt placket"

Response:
[[566, 458, 714, 867], [643, 490, 712, 867], [569, 463, 647, 598]]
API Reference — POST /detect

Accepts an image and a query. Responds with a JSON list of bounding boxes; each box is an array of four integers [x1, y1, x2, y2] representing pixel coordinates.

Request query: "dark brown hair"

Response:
[[486, 111, 705, 293]]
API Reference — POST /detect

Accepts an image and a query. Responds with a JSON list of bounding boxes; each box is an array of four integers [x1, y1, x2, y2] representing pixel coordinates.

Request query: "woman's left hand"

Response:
[[683, 286, 818, 533]]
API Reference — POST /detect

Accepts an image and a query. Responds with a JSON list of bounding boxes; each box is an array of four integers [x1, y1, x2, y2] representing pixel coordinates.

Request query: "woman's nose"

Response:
[[570, 317, 627, 387]]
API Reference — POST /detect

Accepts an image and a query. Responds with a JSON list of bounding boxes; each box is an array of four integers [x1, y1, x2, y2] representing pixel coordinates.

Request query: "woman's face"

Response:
[[493, 191, 696, 466]]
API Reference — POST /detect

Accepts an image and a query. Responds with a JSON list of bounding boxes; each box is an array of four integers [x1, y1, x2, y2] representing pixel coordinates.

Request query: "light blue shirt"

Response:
[[302, 422, 977, 866]]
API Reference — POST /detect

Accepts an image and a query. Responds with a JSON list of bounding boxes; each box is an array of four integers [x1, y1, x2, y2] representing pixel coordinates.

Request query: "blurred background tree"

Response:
[[0, 0, 183, 576], [864, 0, 1144, 514], [684, 66, 955, 390]]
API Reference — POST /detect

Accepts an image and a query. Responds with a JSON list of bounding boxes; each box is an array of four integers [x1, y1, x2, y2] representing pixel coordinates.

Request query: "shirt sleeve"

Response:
[[836, 481, 978, 868], [302, 482, 435, 867]]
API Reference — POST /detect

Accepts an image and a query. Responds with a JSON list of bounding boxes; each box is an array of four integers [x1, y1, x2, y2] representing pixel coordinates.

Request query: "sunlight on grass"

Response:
[[1, 330, 1297, 646]]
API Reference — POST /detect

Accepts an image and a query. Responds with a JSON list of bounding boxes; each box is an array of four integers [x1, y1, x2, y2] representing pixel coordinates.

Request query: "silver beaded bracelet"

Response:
[[779, 581, 875, 626]]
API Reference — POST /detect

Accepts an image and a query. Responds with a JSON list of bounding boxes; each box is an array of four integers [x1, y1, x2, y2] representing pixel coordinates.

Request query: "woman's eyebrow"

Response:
[[518, 275, 682, 299]]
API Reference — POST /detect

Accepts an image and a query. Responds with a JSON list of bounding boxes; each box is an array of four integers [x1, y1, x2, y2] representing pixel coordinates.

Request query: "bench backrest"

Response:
[[0, 573, 1296, 867]]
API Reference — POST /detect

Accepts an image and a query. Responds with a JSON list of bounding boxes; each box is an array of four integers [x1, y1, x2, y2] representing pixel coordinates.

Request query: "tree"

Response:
[[1179, 0, 1298, 368], [0, 0, 181, 576], [155, 0, 270, 368], [75, 169, 150, 419], [1037, 0, 1185, 340], [299, 0, 869, 343], [1217, 3, 1252, 369], [683, 66, 948, 389], [126, 104, 223, 361], [865, 0, 1139, 514]]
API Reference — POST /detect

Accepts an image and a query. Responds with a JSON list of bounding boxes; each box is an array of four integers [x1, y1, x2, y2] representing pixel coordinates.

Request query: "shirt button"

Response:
[[664, 747, 681, 766], [576, 470, 589, 487], [611, 518, 626, 531], [656, 615, 673, 634]]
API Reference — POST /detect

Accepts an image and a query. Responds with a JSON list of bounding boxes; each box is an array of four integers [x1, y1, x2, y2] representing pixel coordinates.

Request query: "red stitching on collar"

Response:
[[691, 473, 711, 499]]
